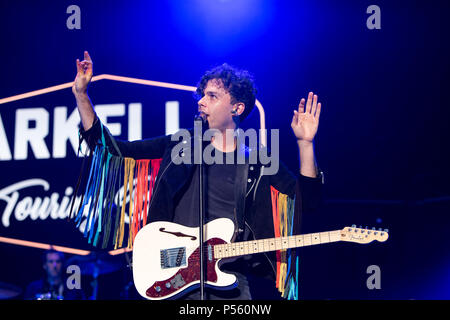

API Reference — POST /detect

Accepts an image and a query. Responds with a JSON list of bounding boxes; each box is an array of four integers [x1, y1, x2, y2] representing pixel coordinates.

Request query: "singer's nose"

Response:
[[198, 94, 207, 107]]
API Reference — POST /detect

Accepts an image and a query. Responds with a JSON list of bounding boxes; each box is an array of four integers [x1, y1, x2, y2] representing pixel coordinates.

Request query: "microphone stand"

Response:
[[194, 113, 206, 300]]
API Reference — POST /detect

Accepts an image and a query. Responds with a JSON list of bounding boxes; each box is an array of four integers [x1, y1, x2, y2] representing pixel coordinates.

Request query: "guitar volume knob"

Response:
[[155, 286, 161, 292], [165, 282, 171, 289]]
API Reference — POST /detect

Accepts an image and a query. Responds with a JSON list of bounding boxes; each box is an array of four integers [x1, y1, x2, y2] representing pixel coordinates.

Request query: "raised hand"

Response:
[[291, 92, 321, 143], [72, 51, 93, 95]]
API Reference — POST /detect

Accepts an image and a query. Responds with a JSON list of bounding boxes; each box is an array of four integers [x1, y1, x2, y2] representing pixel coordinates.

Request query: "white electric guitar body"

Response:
[[133, 218, 237, 300], [132, 218, 389, 300]]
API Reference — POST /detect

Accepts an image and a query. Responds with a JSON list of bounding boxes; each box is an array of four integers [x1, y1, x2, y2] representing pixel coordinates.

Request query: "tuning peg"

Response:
[[384, 228, 389, 233], [372, 227, 376, 230], [351, 224, 356, 228]]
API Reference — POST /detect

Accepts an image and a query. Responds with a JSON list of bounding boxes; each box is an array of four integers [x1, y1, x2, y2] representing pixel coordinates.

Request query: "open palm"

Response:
[[291, 92, 321, 142]]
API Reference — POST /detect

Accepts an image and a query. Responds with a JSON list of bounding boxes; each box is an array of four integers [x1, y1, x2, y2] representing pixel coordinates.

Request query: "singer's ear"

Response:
[[232, 102, 245, 116]]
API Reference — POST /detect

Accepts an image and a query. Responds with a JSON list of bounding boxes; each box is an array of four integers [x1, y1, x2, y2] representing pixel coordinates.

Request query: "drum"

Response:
[[0, 282, 22, 300]]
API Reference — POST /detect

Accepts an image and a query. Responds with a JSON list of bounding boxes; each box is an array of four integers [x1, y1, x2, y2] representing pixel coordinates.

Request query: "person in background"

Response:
[[24, 249, 86, 300]]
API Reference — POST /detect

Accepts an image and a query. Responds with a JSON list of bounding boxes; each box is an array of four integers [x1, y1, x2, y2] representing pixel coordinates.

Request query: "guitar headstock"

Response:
[[340, 225, 389, 244]]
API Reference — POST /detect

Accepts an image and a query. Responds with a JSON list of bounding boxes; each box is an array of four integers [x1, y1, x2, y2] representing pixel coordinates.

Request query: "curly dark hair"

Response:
[[196, 63, 257, 122]]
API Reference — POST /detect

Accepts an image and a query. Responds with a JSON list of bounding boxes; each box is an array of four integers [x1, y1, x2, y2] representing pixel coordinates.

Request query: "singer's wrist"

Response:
[[297, 139, 314, 148]]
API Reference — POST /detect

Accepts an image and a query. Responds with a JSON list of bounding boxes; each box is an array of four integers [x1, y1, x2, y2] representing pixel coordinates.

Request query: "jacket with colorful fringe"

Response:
[[70, 116, 323, 300]]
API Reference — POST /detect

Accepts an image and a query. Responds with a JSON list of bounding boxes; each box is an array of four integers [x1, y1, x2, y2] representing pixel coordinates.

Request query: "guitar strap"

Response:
[[293, 179, 303, 237], [233, 162, 249, 241]]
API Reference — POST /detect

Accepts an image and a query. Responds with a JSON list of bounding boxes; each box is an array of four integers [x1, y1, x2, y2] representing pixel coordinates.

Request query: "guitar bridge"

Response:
[[160, 247, 187, 269]]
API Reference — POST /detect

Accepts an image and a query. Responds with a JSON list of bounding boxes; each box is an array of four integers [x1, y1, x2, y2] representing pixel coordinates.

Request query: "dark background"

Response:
[[0, 0, 449, 300]]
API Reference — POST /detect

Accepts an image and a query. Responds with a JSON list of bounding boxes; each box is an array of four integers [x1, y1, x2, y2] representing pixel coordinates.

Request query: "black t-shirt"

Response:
[[173, 147, 237, 228]]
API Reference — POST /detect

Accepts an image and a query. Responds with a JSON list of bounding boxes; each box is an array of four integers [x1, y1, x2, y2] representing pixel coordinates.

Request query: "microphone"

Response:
[[195, 112, 207, 123], [194, 112, 208, 133]]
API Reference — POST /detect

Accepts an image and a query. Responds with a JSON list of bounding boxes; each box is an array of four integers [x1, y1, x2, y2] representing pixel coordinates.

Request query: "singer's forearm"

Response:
[[75, 92, 96, 131], [297, 140, 317, 178]]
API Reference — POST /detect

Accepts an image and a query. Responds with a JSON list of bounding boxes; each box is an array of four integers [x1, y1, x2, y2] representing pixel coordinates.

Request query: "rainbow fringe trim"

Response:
[[271, 186, 299, 300], [69, 123, 161, 249]]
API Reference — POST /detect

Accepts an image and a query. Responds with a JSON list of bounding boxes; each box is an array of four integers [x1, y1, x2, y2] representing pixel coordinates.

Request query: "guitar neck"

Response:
[[213, 230, 342, 259]]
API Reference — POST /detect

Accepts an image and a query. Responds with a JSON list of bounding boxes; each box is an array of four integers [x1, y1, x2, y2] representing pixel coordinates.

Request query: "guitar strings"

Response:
[[158, 231, 342, 258], [159, 231, 342, 259]]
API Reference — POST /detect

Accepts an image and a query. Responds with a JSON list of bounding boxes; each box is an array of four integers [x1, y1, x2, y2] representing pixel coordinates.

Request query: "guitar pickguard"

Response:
[[146, 237, 227, 299]]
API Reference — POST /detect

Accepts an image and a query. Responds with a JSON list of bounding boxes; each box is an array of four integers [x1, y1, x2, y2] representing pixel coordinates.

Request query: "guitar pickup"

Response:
[[160, 247, 187, 269]]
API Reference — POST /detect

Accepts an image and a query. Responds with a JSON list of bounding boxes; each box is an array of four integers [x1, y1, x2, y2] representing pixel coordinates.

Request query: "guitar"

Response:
[[132, 218, 389, 300]]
